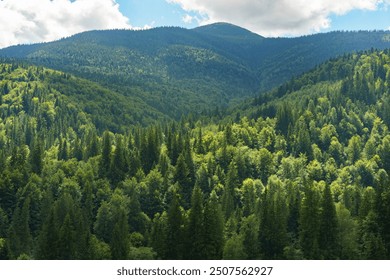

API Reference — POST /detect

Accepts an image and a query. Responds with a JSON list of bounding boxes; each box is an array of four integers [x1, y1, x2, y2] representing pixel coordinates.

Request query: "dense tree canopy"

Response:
[[1, 49, 390, 260]]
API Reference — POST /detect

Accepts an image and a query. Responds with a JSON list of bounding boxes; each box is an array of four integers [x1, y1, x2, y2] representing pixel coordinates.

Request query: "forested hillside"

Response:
[[1, 49, 390, 259], [1, 23, 390, 121]]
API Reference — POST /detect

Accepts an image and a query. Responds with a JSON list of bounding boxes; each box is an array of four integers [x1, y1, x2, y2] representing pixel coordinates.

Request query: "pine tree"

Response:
[[318, 184, 339, 259], [110, 209, 129, 260], [58, 214, 76, 260], [29, 137, 43, 174], [36, 206, 59, 259], [143, 169, 164, 218], [203, 191, 224, 259], [183, 136, 195, 190], [58, 138, 68, 160], [187, 185, 204, 259], [258, 179, 288, 259], [276, 102, 294, 135], [195, 127, 205, 154], [165, 194, 184, 259], [359, 211, 387, 259], [376, 184, 390, 256], [241, 214, 259, 259], [174, 153, 191, 208], [86, 130, 99, 159], [150, 212, 168, 259], [7, 198, 33, 259], [110, 135, 127, 184], [299, 181, 320, 259], [99, 131, 111, 178], [292, 117, 312, 158], [222, 161, 239, 219]]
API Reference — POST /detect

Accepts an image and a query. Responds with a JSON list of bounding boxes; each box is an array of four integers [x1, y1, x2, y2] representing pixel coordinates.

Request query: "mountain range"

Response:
[[1, 23, 390, 260], [1, 23, 390, 125]]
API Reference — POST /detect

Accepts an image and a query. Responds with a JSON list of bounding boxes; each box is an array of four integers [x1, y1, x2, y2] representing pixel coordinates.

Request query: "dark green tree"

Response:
[[29, 138, 43, 174], [318, 184, 339, 259], [187, 185, 204, 259], [110, 209, 129, 260], [299, 182, 320, 259], [110, 135, 127, 184], [165, 194, 184, 259], [99, 131, 112, 178], [7, 199, 33, 259], [203, 191, 224, 259], [222, 161, 239, 219], [174, 153, 191, 208]]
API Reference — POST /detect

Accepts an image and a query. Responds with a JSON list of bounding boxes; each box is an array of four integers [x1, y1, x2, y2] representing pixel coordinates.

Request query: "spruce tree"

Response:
[[7, 199, 33, 259], [318, 184, 339, 259], [99, 131, 111, 178], [110, 135, 127, 184], [165, 194, 184, 259], [187, 185, 204, 259], [150, 212, 168, 259], [58, 214, 76, 260], [174, 153, 191, 208], [258, 180, 288, 259], [29, 137, 43, 174], [110, 209, 129, 260], [203, 191, 224, 259], [299, 182, 320, 259], [222, 161, 239, 219]]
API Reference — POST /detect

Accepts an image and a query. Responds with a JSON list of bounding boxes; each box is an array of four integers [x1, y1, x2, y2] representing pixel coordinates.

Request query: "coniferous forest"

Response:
[[1, 25, 390, 260]]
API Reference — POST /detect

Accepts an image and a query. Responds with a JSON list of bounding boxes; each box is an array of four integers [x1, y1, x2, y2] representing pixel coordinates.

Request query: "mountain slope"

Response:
[[2, 49, 390, 260], [0, 62, 168, 134], [1, 23, 389, 120]]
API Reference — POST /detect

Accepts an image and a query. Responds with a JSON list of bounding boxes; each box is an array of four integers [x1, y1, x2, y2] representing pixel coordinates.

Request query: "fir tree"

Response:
[[187, 185, 204, 259], [203, 191, 224, 259], [318, 184, 339, 259]]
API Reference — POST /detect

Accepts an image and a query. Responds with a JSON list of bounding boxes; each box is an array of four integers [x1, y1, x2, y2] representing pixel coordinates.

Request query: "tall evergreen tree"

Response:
[[222, 161, 239, 219], [7, 198, 33, 259], [187, 185, 204, 259], [29, 138, 43, 174], [99, 131, 112, 178], [165, 194, 184, 259], [110, 135, 127, 184], [299, 181, 320, 259], [110, 209, 129, 260], [318, 184, 339, 259], [258, 179, 288, 259], [174, 153, 191, 208], [36, 206, 59, 259], [150, 212, 168, 259], [203, 191, 224, 259]]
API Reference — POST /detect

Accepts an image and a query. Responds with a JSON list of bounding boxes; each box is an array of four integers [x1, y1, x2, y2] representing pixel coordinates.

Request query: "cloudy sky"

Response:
[[0, 0, 389, 48]]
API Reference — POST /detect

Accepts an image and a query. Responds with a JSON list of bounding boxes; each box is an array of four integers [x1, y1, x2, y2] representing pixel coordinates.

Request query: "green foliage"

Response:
[[203, 191, 224, 259], [1, 48, 390, 260], [186, 185, 204, 259], [1, 25, 389, 123]]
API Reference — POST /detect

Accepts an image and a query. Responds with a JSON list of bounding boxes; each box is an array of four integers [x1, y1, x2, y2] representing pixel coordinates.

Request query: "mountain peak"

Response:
[[193, 22, 264, 39]]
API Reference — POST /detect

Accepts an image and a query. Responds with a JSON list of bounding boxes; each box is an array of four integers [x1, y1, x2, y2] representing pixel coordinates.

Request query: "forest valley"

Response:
[[1, 47, 390, 260]]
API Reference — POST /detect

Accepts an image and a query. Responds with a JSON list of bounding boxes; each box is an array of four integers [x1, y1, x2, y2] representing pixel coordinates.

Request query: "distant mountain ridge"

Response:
[[1, 23, 389, 120]]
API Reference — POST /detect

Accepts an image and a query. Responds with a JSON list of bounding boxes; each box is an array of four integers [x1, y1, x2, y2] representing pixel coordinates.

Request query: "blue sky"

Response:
[[117, 0, 198, 29], [0, 0, 389, 48], [117, 0, 390, 36], [329, 8, 390, 32]]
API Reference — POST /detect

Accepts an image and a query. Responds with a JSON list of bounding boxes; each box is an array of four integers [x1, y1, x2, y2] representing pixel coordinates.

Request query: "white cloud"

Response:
[[182, 14, 194, 24], [168, 0, 388, 36], [0, 0, 131, 48]]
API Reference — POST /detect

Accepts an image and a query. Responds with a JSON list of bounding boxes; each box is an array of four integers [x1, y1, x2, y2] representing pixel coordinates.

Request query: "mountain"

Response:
[[0, 62, 168, 134], [1, 48, 390, 260], [1, 23, 390, 120]]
